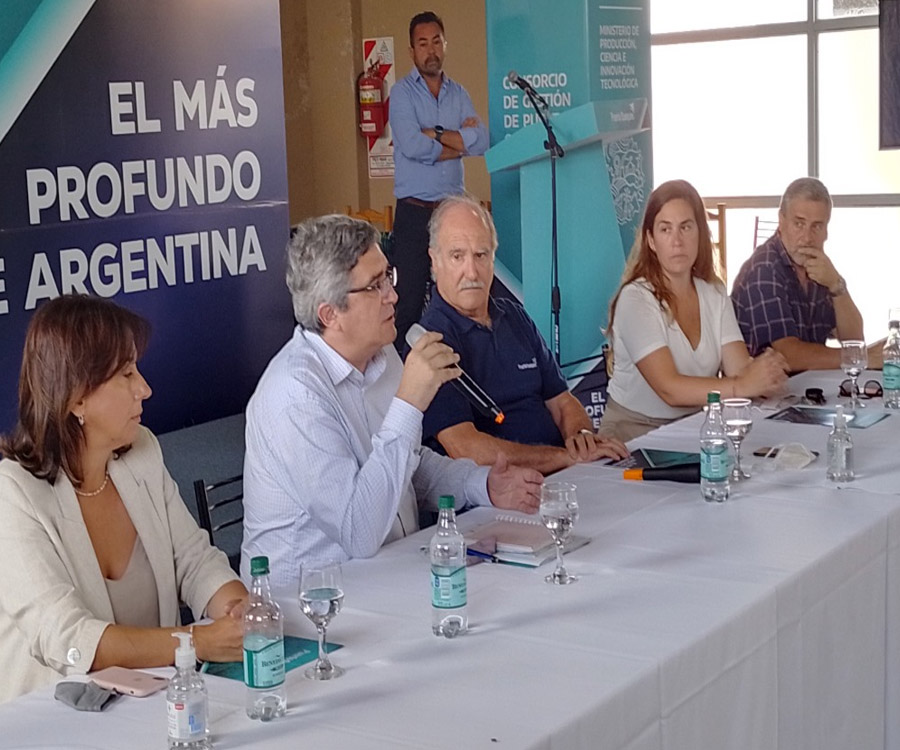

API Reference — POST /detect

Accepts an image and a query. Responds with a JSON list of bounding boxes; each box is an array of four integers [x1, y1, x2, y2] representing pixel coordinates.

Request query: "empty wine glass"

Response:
[[840, 340, 868, 411], [722, 397, 753, 481], [539, 482, 579, 585], [298, 561, 344, 680]]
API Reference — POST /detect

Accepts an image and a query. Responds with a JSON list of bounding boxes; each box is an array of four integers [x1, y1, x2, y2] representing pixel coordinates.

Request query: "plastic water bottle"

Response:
[[883, 318, 900, 409], [243, 556, 287, 720], [826, 405, 855, 482], [167, 632, 210, 750], [700, 391, 730, 502], [430, 495, 467, 638]]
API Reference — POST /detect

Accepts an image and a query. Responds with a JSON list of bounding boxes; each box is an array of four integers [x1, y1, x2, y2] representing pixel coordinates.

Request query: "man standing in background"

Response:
[[389, 10, 488, 349]]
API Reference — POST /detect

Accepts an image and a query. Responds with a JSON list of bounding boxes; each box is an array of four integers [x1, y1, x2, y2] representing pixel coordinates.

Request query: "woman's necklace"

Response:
[[73, 471, 110, 497]]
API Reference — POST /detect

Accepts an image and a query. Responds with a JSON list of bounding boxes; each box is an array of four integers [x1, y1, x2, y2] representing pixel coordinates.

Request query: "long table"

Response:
[[2, 370, 898, 749]]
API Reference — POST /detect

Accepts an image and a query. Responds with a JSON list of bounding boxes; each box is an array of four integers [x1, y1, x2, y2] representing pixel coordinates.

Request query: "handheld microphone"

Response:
[[623, 464, 701, 484], [405, 323, 505, 425]]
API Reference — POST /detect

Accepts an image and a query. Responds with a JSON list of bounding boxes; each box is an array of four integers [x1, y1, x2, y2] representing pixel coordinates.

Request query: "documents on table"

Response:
[[464, 514, 589, 568]]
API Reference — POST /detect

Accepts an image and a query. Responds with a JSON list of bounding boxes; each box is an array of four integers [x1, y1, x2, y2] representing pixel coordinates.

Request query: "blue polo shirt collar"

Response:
[[430, 290, 504, 333]]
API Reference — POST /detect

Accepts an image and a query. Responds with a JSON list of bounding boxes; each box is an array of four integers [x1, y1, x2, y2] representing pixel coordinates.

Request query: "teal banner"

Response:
[[485, 0, 651, 424]]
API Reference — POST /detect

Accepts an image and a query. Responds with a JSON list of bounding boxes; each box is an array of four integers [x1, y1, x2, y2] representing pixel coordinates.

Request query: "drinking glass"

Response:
[[722, 397, 753, 481], [298, 561, 344, 680], [539, 482, 579, 585], [840, 340, 868, 411]]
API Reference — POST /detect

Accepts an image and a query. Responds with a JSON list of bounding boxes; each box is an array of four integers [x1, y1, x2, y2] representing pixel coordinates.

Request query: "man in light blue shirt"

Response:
[[389, 10, 488, 350], [241, 215, 541, 592]]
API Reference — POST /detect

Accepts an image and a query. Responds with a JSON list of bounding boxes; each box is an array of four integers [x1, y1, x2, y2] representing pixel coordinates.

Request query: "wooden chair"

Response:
[[706, 202, 727, 284], [753, 216, 779, 249], [344, 205, 394, 233], [193, 474, 243, 573]]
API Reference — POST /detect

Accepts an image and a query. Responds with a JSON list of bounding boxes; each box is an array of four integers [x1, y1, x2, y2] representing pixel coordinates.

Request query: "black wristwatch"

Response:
[[434, 125, 444, 144]]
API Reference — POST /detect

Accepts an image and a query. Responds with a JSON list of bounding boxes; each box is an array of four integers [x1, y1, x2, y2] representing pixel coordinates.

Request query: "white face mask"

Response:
[[773, 443, 818, 471]]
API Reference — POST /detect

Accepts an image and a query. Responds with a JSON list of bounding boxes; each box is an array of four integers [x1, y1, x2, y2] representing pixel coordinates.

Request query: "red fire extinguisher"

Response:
[[357, 63, 386, 138]]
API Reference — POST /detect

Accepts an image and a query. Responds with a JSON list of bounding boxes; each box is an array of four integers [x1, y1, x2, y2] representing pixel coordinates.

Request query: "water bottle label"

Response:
[[167, 698, 206, 740], [432, 566, 467, 609], [700, 448, 729, 480], [884, 363, 900, 390], [243, 637, 285, 688]]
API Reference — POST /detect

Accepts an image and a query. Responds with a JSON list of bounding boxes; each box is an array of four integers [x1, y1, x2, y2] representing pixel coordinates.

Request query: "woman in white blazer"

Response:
[[0, 295, 248, 703]]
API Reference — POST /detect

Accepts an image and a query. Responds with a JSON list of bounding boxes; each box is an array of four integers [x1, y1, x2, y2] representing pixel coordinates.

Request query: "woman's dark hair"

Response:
[[607, 179, 721, 339], [0, 295, 150, 485]]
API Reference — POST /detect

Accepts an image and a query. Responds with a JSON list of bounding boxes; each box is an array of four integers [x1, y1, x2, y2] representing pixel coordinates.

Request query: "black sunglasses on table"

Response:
[[839, 379, 883, 399]]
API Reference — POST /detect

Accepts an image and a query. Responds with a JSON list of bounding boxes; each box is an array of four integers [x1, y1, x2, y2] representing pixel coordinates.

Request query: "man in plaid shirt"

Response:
[[731, 177, 882, 372]]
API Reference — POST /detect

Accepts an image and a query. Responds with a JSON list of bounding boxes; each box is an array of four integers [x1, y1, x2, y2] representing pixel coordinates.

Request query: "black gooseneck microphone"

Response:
[[405, 323, 505, 425], [507, 70, 536, 94], [506, 70, 548, 112]]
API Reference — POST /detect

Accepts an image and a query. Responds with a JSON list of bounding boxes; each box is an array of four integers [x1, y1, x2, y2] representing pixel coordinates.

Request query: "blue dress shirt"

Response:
[[389, 68, 488, 201], [241, 328, 490, 592]]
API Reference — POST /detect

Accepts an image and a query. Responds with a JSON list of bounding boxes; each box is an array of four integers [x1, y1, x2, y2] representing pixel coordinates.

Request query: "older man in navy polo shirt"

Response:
[[731, 177, 882, 372], [418, 194, 628, 474]]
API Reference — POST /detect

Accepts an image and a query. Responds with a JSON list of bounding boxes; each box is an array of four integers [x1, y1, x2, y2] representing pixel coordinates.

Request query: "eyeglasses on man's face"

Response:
[[347, 266, 398, 297]]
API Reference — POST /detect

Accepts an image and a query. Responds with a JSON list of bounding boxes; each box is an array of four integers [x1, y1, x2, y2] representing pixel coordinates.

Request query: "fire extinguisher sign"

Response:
[[362, 37, 395, 178]]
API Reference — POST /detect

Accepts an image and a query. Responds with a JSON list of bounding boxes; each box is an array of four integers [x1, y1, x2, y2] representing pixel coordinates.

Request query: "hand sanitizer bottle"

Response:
[[167, 632, 211, 749], [826, 405, 855, 482]]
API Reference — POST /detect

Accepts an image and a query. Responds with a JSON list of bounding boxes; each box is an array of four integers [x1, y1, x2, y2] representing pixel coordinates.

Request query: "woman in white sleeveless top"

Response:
[[600, 180, 789, 442]]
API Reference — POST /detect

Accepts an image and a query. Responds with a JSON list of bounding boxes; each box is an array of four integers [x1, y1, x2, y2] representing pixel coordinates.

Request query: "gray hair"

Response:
[[428, 193, 498, 254], [779, 177, 832, 218], [285, 214, 379, 333]]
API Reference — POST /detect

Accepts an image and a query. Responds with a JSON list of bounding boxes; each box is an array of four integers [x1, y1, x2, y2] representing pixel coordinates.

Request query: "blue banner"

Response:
[[0, 0, 292, 433]]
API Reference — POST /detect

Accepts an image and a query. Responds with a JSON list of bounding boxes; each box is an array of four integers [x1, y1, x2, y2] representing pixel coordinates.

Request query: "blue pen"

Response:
[[466, 546, 498, 563]]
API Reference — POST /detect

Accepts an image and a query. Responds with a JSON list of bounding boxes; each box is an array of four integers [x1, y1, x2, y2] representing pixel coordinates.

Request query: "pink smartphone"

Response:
[[90, 666, 168, 697]]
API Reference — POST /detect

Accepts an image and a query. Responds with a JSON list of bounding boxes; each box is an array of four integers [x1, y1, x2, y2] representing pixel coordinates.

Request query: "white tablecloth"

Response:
[[1, 370, 898, 749]]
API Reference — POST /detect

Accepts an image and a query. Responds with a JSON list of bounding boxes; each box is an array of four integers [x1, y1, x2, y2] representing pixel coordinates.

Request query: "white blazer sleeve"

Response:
[[0, 467, 110, 680]]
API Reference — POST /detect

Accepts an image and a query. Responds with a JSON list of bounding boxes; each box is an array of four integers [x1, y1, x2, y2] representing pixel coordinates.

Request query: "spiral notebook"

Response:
[[465, 513, 590, 567]]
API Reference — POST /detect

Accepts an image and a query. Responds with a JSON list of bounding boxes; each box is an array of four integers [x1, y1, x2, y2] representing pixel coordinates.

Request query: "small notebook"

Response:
[[471, 514, 553, 553], [465, 513, 590, 568], [490, 536, 591, 568]]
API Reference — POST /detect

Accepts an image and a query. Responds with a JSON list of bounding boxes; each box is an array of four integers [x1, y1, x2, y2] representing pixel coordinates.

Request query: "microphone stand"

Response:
[[521, 87, 565, 364]]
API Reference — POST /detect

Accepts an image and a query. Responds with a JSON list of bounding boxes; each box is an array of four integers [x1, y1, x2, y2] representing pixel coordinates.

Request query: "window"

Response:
[[652, 36, 807, 195], [818, 29, 900, 193], [652, 1, 805, 34], [651, 1, 897, 341]]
